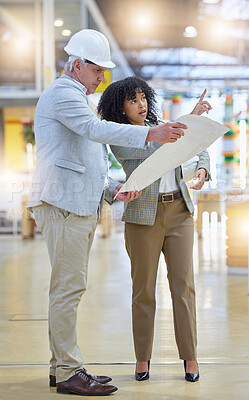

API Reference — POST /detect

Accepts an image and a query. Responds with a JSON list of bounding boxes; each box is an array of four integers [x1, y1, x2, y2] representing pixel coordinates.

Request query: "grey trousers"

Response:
[[124, 198, 197, 362], [33, 204, 97, 382]]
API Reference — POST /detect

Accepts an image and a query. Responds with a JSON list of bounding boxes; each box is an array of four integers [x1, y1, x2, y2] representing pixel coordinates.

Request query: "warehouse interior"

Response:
[[0, 1, 249, 399]]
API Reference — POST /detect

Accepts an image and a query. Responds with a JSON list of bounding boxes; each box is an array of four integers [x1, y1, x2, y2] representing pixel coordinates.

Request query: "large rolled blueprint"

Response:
[[118, 114, 229, 193]]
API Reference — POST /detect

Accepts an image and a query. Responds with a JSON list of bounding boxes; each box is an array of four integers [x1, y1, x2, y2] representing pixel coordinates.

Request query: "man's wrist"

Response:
[[146, 126, 157, 142]]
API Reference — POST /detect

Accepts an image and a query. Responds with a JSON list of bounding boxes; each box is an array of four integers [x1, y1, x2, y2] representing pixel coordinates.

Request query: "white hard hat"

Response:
[[64, 29, 116, 69]]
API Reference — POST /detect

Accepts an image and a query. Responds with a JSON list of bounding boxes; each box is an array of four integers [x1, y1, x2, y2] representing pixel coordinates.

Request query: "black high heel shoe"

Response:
[[184, 360, 199, 382], [135, 360, 150, 381]]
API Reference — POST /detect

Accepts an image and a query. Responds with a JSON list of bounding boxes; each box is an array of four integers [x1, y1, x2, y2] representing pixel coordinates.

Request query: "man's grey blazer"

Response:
[[28, 74, 150, 216], [111, 123, 211, 226]]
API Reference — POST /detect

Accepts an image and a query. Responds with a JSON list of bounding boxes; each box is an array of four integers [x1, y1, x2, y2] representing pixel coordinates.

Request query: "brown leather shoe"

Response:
[[50, 368, 112, 387], [56, 370, 118, 396]]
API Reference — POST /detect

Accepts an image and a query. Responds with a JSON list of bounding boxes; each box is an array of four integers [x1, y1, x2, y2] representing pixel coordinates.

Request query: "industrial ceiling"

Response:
[[96, 0, 249, 89]]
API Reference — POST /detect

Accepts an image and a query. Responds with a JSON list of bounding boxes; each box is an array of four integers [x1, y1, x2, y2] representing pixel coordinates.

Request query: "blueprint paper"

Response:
[[119, 114, 229, 193]]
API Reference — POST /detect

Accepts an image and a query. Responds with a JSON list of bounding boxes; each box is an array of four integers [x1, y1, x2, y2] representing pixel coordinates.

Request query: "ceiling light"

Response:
[[54, 19, 64, 27], [17, 39, 26, 51], [196, 50, 204, 58], [213, 23, 227, 36], [137, 15, 150, 28], [62, 29, 71, 37], [183, 26, 198, 38]]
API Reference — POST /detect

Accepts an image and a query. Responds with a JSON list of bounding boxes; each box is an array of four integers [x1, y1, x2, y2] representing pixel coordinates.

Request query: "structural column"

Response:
[[80, 0, 88, 29], [42, 0, 56, 87], [0, 109, 5, 171]]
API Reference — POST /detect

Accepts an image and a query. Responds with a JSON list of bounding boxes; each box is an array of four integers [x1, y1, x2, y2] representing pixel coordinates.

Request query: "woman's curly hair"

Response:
[[97, 76, 159, 125]]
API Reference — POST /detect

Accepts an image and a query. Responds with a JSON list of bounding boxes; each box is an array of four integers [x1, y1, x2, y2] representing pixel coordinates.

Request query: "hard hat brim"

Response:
[[96, 60, 116, 69]]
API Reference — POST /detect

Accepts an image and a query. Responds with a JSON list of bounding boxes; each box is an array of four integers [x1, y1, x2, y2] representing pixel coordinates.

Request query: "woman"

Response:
[[97, 77, 211, 382]]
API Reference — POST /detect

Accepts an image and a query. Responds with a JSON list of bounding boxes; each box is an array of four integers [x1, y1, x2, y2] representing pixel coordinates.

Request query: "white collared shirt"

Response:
[[159, 170, 179, 193]]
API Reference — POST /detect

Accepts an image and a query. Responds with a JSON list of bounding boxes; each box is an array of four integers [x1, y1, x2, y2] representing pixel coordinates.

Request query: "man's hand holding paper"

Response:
[[146, 121, 187, 143]]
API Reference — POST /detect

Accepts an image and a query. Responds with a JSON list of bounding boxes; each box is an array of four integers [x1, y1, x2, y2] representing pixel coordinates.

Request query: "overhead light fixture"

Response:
[[196, 50, 204, 58], [202, 0, 220, 3], [62, 29, 71, 37], [137, 15, 150, 28], [183, 26, 198, 38], [18, 40, 25, 49], [54, 19, 64, 27], [213, 23, 227, 36], [16, 39, 27, 51]]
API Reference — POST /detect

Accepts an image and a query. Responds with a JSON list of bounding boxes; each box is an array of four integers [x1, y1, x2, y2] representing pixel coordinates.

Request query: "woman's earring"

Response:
[[122, 112, 125, 115]]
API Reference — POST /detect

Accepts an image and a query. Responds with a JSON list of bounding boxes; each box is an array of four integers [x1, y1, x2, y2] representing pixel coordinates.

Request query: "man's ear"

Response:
[[73, 59, 82, 73]]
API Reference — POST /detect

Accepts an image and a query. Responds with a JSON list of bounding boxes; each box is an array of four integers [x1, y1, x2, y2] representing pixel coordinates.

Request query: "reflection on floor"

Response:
[[0, 223, 248, 400]]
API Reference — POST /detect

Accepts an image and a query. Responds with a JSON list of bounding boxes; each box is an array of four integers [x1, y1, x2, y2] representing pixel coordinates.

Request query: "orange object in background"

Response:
[[4, 117, 24, 172], [3, 107, 36, 173]]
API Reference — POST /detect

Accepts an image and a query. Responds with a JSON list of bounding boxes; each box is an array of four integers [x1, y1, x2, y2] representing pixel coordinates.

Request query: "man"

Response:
[[28, 29, 187, 396]]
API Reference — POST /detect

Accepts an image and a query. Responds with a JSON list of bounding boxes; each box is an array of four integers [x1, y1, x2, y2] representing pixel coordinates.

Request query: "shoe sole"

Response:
[[135, 375, 150, 381], [185, 376, 200, 382], [50, 378, 112, 387], [57, 387, 118, 396]]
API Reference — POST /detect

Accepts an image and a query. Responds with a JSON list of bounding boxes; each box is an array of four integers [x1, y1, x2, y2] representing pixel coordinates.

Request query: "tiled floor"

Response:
[[0, 223, 248, 399]]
